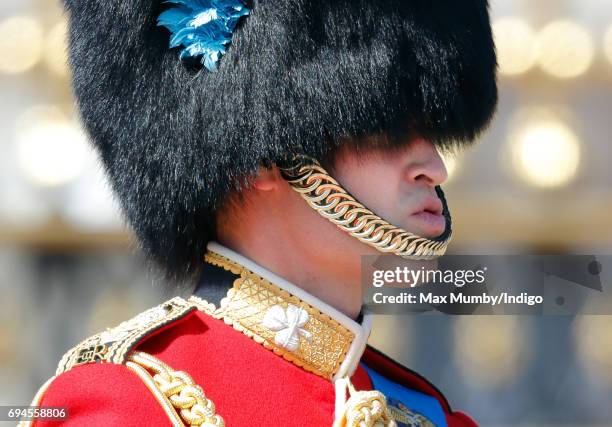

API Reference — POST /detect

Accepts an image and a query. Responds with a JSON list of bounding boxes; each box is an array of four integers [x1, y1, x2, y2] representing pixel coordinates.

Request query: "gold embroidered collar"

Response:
[[191, 242, 373, 381]]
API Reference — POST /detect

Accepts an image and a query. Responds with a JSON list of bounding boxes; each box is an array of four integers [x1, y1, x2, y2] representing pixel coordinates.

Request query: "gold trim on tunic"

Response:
[[194, 250, 355, 380]]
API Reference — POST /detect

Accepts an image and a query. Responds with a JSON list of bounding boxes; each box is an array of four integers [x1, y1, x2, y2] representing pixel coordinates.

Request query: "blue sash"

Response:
[[363, 364, 447, 427]]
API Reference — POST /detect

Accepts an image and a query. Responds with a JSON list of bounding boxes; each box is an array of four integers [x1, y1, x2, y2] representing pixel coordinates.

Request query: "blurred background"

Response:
[[1, 0, 611, 425]]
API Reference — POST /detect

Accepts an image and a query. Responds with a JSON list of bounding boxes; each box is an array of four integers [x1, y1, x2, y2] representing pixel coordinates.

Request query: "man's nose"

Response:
[[402, 138, 448, 186]]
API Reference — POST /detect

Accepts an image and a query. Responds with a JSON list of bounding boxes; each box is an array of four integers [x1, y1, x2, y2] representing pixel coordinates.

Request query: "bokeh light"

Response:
[[536, 21, 594, 78], [44, 20, 70, 78], [0, 16, 44, 74], [508, 108, 581, 188], [493, 17, 538, 76], [15, 106, 91, 187]]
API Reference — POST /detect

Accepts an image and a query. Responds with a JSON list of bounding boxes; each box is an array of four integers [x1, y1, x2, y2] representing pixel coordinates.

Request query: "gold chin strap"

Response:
[[279, 155, 451, 260]]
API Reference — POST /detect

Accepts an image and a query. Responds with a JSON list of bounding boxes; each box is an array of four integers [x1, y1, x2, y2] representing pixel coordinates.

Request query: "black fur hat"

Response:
[[63, 0, 497, 279]]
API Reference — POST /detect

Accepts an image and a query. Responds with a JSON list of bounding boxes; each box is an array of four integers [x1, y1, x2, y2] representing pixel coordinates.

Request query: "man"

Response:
[[25, 0, 497, 425]]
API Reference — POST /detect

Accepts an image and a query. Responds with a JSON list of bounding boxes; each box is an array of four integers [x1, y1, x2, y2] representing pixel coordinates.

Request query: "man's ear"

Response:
[[252, 166, 282, 191]]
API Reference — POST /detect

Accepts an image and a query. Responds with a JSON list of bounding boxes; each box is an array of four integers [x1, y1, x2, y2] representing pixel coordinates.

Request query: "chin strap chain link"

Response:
[[279, 155, 450, 260], [333, 376, 397, 427]]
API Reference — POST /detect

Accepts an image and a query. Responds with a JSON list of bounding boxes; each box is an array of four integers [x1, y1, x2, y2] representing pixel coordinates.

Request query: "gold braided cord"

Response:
[[342, 391, 397, 427], [126, 361, 186, 426], [127, 351, 225, 427], [334, 379, 397, 427], [279, 156, 451, 260]]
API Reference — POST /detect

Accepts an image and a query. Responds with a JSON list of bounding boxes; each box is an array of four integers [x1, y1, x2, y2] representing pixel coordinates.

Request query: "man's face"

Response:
[[330, 137, 449, 239], [274, 136, 449, 283]]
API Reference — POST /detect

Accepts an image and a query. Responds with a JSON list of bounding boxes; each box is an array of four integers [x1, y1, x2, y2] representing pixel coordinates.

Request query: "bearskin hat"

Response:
[[62, 0, 497, 279]]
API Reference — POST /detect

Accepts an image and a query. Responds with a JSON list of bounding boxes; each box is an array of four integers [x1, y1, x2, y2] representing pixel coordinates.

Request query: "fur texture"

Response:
[[63, 0, 497, 279]]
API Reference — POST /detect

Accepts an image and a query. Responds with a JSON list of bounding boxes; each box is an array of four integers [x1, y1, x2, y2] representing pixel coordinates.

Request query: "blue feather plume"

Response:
[[157, 0, 249, 71]]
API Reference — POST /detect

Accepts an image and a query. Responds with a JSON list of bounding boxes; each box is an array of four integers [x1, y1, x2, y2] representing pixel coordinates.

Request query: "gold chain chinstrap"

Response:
[[279, 156, 450, 260]]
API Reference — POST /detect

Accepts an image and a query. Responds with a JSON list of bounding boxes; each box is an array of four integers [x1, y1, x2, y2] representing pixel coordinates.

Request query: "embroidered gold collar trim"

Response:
[[191, 243, 373, 381]]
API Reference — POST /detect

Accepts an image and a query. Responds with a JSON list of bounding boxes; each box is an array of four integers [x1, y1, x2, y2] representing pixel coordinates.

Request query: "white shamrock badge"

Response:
[[262, 304, 312, 351]]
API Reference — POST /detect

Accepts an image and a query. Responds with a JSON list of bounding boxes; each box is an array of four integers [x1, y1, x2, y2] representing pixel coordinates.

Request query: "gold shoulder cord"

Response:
[[22, 298, 224, 427], [333, 377, 399, 427], [126, 351, 224, 427]]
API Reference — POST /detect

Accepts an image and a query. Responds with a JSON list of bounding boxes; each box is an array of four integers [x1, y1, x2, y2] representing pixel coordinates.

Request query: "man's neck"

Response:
[[216, 236, 363, 319]]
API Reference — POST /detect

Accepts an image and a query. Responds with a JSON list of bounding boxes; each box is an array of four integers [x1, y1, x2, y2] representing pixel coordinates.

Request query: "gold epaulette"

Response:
[[56, 296, 196, 375], [24, 297, 225, 427]]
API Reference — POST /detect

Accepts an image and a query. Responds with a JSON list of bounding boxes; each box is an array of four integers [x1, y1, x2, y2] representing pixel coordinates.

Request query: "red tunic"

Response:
[[31, 307, 476, 426]]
